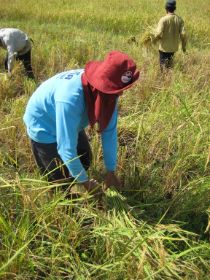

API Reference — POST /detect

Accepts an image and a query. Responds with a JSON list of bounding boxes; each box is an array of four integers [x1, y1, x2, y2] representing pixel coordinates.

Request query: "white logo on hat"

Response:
[[121, 71, 132, 84]]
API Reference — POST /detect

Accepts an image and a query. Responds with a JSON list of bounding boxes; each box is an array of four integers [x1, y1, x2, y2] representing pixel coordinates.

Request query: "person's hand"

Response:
[[104, 171, 121, 190], [83, 179, 104, 205], [83, 179, 101, 194]]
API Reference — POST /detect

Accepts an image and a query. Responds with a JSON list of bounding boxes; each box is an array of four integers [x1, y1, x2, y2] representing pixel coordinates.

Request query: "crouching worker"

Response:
[[0, 28, 35, 79], [23, 51, 139, 194]]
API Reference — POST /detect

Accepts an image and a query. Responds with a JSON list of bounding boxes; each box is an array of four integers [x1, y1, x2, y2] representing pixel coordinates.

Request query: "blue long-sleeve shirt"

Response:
[[23, 69, 118, 182]]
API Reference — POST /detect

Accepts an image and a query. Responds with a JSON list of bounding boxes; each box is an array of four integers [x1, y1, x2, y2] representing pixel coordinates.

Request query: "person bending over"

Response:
[[0, 28, 35, 79], [23, 50, 139, 194]]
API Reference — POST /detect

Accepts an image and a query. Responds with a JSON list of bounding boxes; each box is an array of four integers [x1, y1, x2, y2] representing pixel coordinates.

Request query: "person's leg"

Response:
[[77, 130, 92, 171], [31, 140, 70, 182], [165, 52, 174, 69], [159, 51, 174, 71], [159, 50, 165, 72], [30, 130, 92, 182], [17, 50, 35, 79], [4, 53, 8, 71]]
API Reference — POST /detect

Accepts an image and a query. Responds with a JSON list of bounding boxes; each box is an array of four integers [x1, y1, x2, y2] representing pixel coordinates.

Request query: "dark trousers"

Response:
[[159, 50, 174, 71], [30, 130, 92, 183], [4, 49, 35, 79]]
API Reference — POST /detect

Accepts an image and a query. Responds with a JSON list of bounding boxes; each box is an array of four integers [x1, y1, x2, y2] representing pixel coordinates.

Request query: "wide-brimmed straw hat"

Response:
[[84, 50, 140, 94]]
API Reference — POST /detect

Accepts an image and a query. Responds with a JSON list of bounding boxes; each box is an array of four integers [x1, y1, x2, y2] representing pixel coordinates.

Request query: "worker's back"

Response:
[[158, 14, 184, 52]]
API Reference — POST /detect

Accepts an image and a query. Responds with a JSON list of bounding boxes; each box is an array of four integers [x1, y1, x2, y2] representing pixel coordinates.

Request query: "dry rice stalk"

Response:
[[140, 25, 157, 48], [140, 30, 155, 47]]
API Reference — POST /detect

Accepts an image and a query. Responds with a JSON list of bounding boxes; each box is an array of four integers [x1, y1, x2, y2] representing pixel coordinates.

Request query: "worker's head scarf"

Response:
[[81, 74, 119, 132], [82, 50, 139, 132]]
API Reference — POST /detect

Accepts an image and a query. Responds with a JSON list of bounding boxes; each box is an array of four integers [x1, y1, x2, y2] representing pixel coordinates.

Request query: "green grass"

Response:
[[0, 0, 210, 279]]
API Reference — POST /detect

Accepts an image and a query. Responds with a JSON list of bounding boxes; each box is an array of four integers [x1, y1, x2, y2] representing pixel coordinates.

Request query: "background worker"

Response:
[[0, 28, 35, 79], [23, 51, 139, 194], [154, 0, 187, 71]]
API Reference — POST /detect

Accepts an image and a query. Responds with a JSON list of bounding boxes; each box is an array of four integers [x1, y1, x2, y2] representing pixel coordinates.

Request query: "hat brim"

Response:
[[85, 61, 140, 94]]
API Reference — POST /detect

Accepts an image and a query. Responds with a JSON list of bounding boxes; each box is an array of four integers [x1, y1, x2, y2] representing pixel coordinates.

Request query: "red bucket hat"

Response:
[[84, 50, 140, 94]]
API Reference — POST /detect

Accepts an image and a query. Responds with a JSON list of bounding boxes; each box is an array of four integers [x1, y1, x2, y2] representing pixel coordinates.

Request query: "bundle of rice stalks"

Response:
[[140, 30, 155, 47], [105, 187, 131, 214]]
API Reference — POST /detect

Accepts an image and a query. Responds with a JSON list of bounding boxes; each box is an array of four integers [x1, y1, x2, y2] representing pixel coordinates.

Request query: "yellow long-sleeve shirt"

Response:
[[154, 13, 187, 53]]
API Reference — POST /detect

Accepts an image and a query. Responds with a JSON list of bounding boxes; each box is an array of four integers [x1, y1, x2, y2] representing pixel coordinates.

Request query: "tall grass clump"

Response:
[[0, 182, 209, 279]]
